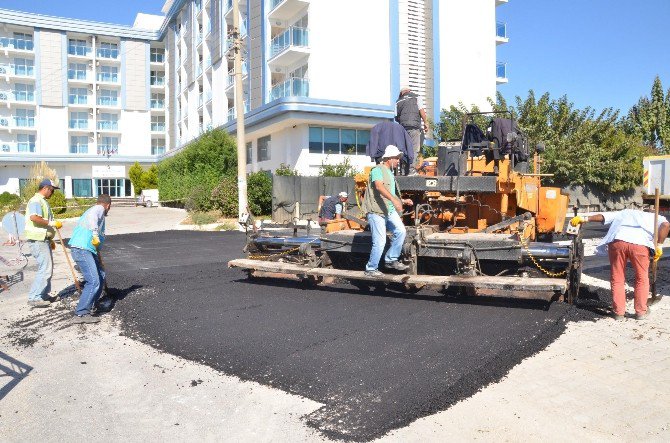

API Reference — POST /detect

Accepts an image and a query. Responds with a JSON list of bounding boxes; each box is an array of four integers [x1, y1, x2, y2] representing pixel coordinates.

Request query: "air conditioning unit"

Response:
[[96, 85, 100, 91], [96, 108, 100, 114], [0, 67, 5, 74], [1, 144, 9, 152], [0, 118, 8, 126], [0, 92, 7, 100]]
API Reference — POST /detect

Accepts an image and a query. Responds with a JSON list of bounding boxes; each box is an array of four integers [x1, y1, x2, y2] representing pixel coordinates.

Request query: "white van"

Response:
[[136, 189, 159, 208]]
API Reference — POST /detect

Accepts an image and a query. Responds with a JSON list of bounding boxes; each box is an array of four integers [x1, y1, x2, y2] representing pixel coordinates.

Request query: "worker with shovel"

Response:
[[24, 179, 62, 308], [68, 194, 112, 324]]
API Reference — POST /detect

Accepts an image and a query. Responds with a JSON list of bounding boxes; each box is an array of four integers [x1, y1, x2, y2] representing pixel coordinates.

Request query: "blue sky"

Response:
[[2, 0, 669, 114]]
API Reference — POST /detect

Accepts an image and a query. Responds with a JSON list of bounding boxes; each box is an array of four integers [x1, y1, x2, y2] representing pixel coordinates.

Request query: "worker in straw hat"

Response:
[[318, 191, 349, 222], [362, 145, 414, 277]]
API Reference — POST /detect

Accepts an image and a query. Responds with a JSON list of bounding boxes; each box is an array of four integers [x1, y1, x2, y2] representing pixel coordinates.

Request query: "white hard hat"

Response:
[[382, 145, 402, 159], [338, 191, 348, 198], [400, 85, 411, 92]]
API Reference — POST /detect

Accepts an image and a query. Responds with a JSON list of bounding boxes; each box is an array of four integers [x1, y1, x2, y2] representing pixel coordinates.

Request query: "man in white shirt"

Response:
[[571, 209, 669, 320]]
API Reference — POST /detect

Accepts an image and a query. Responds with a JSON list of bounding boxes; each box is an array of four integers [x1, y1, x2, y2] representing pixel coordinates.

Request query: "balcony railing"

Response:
[[97, 97, 118, 106], [151, 77, 166, 86], [69, 119, 88, 129], [0, 64, 35, 77], [97, 73, 119, 83], [150, 53, 165, 63], [68, 45, 92, 57], [97, 145, 119, 155], [14, 117, 35, 128], [151, 123, 166, 132], [0, 37, 34, 51], [68, 70, 89, 81], [270, 27, 308, 58], [97, 121, 119, 131], [151, 145, 166, 156], [69, 95, 88, 105], [151, 99, 165, 109], [496, 21, 507, 39], [13, 91, 35, 102], [97, 47, 119, 59], [270, 77, 309, 100], [227, 101, 249, 121], [227, 64, 248, 85], [496, 62, 507, 79]]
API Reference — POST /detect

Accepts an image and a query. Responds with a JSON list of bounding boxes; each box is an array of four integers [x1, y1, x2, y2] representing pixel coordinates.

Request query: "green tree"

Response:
[[128, 162, 144, 196], [274, 163, 300, 176], [141, 164, 158, 190], [318, 157, 358, 177], [624, 76, 669, 153]]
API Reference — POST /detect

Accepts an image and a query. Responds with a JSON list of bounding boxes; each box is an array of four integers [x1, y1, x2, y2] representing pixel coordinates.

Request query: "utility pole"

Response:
[[231, 0, 248, 222]]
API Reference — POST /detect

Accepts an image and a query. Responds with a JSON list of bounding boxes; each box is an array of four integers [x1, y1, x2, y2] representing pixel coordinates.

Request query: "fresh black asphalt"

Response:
[[105, 230, 598, 441]]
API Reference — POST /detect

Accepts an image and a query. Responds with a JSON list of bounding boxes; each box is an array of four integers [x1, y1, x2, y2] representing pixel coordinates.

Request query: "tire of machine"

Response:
[[565, 230, 584, 304]]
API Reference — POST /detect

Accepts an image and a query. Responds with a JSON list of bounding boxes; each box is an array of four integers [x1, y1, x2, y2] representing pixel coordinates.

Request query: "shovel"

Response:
[[649, 188, 661, 305], [56, 227, 81, 295]]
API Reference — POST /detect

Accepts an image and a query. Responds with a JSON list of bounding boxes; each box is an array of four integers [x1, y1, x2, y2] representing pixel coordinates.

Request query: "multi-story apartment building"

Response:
[[0, 0, 508, 195]]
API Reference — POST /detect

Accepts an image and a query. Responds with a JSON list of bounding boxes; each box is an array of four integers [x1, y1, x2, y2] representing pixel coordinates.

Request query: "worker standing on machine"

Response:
[[571, 209, 669, 320], [362, 145, 414, 277], [68, 194, 112, 324], [318, 192, 348, 222], [395, 86, 429, 175]]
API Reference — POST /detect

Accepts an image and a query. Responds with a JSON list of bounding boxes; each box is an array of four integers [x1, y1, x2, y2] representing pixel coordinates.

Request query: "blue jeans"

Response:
[[71, 247, 105, 316], [28, 240, 53, 301], [366, 211, 406, 271]]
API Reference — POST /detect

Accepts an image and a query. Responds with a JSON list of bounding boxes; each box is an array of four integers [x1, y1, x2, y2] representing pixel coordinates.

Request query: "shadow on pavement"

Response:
[[0, 350, 33, 401]]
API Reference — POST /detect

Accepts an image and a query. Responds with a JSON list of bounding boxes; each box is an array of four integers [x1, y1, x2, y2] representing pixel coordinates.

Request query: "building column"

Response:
[[64, 175, 73, 198]]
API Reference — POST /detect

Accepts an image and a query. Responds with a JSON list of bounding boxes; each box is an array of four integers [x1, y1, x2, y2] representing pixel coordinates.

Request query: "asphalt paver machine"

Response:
[[229, 112, 584, 303]]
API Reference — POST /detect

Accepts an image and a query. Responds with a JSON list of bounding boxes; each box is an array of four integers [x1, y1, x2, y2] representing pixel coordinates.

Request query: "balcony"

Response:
[[0, 37, 34, 52], [496, 62, 508, 84], [268, 27, 309, 67], [226, 63, 248, 87], [496, 21, 509, 45], [268, 0, 310, 21], [270, 77, 309, 101], [11, 91, 36, 103], [150, 53, 165, 64], [150, 99, 165, 110], [68, 45, 92, 58], [97, 97, 119, 108], [97, 145, 119, 156], [96, 47, 119, 59], [96, 73, 119, 84], [151, 122, 166, 132], [0, 64, 35, 79], [68, 95, 89, 106], [0, 116, 36, 131], [67, 70, 91, 83], [69, 119, 89, 130], [150, 77, 166, 87]]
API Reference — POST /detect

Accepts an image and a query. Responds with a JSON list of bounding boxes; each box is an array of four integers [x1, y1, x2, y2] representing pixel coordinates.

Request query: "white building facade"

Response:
[[0, 0, 508, 193]]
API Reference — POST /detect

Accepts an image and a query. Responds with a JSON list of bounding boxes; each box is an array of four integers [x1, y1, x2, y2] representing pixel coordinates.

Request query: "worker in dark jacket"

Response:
[[396, 86, 429, 175], [319, 192, 348, 222], [366, 120, 414, 168]]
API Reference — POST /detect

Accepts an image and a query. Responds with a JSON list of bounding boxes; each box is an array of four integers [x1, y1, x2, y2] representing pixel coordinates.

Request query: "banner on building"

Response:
[[92, 165, 125, 178]]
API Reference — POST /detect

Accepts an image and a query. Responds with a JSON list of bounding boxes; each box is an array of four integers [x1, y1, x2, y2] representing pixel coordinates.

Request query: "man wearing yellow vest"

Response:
[[25, 179, 62, 307]]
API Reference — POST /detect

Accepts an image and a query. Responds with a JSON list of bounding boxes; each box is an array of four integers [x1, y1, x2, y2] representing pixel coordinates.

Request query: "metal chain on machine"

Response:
[[518, 224, 567, 277]]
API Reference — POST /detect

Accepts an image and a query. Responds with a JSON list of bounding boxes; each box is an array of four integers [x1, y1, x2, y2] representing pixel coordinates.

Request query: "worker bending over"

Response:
[[68, 194, 112, 324], [319, 192, 348, 222], [362, 145, 414, 277], [25, 179, 62, 308], [571, 209, 669, 320]]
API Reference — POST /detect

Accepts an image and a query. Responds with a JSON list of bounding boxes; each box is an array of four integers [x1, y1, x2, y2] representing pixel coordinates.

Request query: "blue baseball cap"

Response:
[[39, 178, 60, 189]]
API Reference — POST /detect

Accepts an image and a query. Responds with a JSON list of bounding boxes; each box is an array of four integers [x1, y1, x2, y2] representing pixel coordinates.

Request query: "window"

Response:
[[17, 134, 35, 152], [13, 32, 33, 51], [68, 63, 87, 80], [97, 42, 118, 59], [257, 136, 271, 162], [69, 87, 88, 105], [96, 178, 127, 197], [151, 115, 165, 132], [97, 89, 118, 106], [70, 136, 88, 154], [308, 126, 371, 155], [97, 113, 118, 130], [68, 38, 90, 56], [14, 109, 35, 127], [69, 111, 88, 129], [13, 58, 34, 76], [151, 93, 165, 109], [290, 64, 308, 79], [150, 48, 165, 63], [14, 84, 34, 102], [98, 136, 118, 155], [73, 179, 92, 197], [150, 70, 165, 86], [151, 138, 165, 156], [246, 142, 252, 164], [97, 65, 118, 83]]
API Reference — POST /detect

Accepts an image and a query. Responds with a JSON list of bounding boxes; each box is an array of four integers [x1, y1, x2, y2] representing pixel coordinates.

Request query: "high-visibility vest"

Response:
[[24, 193, 54, 241]]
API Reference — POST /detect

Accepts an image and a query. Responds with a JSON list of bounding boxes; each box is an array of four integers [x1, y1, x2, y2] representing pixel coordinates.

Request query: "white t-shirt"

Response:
[[595, 209, 668, 255]]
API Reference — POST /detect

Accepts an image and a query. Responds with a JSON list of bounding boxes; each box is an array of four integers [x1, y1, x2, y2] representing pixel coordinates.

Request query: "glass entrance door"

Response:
[[95, 178, 127, 197]]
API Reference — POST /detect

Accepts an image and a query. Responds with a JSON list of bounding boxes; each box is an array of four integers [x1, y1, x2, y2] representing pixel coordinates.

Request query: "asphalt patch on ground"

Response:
[[105, 230, 599, 441]]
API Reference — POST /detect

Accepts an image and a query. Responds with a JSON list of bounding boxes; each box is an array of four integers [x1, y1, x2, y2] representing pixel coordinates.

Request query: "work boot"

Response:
[[28, 300, 51, 308], [364, 269, 384, 278], [610, 312, 625, 321], [385, 261, 409, 271], [71, 314, 101, 324], [635, 306, 651, 321]]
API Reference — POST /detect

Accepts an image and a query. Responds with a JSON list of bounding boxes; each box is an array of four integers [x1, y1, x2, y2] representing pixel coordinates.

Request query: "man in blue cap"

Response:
[[24, 178, 62, 307], [68, 194, 112, 324]]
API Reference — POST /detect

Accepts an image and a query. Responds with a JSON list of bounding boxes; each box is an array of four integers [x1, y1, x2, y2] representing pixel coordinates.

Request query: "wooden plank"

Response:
[[228, 259, 566, 292]]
